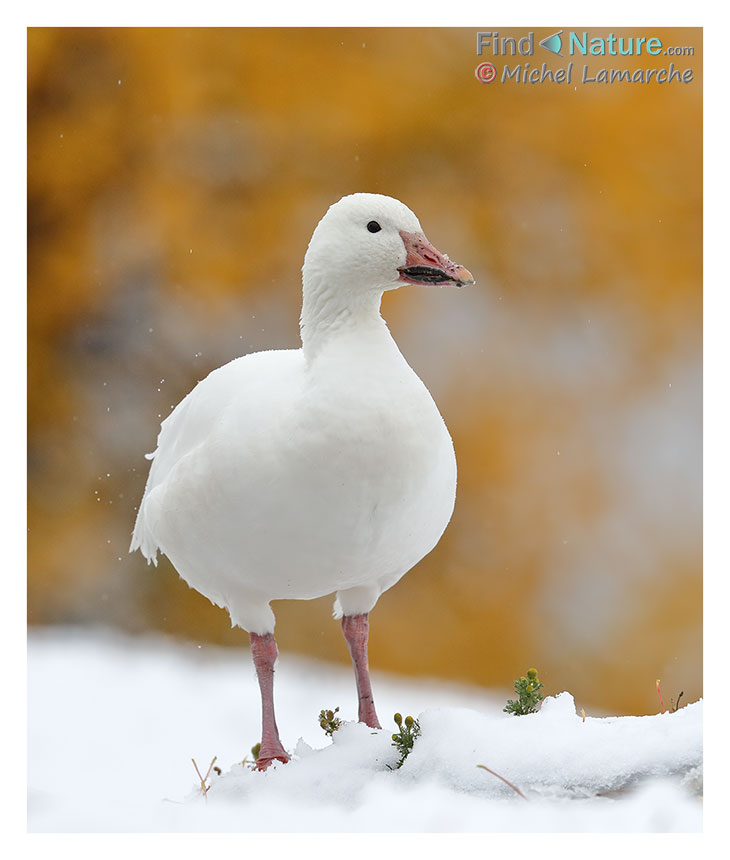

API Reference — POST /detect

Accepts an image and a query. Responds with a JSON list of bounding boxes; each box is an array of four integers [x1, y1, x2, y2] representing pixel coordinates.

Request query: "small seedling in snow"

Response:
[[244, 742, 261, 769], [390, 712, 421, 769], [656, 679, 666, 714], [504, 668, 544, 716], [318, 706, 343, 736]]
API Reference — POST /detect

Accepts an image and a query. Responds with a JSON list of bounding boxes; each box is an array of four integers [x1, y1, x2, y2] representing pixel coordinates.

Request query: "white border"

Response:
[[11, 1, 722, 854]]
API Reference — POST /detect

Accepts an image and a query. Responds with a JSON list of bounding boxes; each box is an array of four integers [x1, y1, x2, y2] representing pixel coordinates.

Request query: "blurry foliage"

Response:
[[27, 28, 702, 714]]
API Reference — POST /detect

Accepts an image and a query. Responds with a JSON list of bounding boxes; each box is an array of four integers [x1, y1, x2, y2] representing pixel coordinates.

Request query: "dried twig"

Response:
[[191, 756, 218, 802], [477, 764, 527, 799]]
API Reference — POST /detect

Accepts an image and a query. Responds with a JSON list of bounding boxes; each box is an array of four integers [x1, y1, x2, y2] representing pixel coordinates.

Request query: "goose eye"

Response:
[[367, 221, 382, 233]]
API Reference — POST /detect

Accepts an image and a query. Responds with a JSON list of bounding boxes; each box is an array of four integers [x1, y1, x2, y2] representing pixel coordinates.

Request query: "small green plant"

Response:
[[390, 712, 421, 768], [318, 706, 343, 736], [504, 667, 544, 716], [243, 742, 261, 769]]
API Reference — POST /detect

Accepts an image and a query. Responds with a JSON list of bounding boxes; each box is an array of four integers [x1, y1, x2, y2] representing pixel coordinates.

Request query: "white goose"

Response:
[[131, 193, 473, 769]]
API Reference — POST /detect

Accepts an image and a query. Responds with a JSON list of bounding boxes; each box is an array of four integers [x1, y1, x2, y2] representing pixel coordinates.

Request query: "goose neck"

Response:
[[300, 280, 388, 359]]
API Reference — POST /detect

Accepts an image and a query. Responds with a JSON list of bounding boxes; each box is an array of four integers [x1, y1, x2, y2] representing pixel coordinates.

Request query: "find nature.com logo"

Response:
[[474, 30, 696, 85]]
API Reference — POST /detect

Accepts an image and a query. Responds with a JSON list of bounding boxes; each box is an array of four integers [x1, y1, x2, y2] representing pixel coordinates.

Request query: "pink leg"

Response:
[[341, 613, 382, 729], [250, 632, 290, 771]]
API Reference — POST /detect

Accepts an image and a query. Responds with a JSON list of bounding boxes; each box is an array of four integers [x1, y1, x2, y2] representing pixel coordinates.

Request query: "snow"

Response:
[[28, 627, 702, 832]]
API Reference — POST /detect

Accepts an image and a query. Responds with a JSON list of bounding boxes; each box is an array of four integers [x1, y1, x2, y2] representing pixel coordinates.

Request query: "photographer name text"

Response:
[[500, 61, 693, 85]]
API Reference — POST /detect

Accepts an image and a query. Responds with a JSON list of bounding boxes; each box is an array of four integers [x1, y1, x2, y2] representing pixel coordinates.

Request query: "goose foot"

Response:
[[254, 750, 290, 771]]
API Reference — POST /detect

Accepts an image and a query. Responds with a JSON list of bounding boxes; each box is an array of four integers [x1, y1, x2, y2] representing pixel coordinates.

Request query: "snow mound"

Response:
[[202, 692, 701, 822], [403, 693, 702, 798], [28, 627, 702, 832]]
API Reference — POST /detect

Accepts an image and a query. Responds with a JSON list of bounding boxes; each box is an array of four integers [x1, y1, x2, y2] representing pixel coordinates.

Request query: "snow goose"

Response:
[[131, 193, 474, 769]]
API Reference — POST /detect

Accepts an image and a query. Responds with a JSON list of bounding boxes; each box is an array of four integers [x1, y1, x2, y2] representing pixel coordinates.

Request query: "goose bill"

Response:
[[397, 230, 474, 287]]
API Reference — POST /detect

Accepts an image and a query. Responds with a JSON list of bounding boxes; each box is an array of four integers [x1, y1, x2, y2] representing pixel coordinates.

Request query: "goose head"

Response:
[[302, 193, 474, 296]]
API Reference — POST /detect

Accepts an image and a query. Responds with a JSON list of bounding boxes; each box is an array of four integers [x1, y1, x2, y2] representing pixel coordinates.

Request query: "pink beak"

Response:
[[398, 231, 474, 287]]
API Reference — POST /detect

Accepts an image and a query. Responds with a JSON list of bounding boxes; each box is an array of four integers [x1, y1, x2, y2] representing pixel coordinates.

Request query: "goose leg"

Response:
[[250, 632, 290, 770], [341, 613, 382, 729]]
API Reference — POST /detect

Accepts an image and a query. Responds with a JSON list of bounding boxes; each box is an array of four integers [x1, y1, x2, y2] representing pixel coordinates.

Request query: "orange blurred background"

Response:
[[27, 27, 702, 715]]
